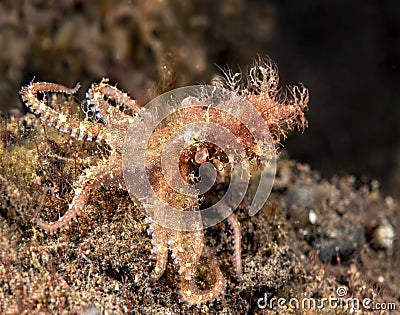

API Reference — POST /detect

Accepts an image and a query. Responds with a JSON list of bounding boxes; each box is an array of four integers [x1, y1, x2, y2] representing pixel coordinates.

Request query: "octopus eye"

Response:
[[194, 148, 209, 164]]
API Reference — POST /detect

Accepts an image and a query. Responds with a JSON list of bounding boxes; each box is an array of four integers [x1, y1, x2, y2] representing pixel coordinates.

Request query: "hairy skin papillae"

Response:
[[19, 57, 308, 305]]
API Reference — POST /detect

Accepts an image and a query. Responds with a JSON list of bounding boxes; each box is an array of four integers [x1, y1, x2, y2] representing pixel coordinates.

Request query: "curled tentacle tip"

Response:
[[72, 83, 81, 93]]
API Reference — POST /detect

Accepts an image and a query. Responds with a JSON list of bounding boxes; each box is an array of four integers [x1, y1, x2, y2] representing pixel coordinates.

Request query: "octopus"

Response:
[[19, 57, 308, 305]]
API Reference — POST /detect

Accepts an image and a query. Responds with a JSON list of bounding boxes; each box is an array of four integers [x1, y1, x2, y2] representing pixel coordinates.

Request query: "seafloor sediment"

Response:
[[0, 115, 398, 314]]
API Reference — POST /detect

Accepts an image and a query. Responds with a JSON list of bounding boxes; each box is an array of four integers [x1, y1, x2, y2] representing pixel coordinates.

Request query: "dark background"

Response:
[[270, 0, 400, 198], [1, 0, 399, 196]]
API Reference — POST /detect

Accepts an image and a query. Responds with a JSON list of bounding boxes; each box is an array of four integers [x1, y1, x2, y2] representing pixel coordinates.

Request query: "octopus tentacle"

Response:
[[86, 80, 141, 124], [149, 223, 170, 281], [179, 246, 226, 305], [20, 81, 101, 141], [206, 193, 243, 280], [35, 159, 125, 233], [227, 213, 242, 280]]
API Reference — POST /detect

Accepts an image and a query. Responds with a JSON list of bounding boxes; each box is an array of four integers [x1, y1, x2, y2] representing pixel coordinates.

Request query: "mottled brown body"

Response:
[[19, 58, 308, 305]]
